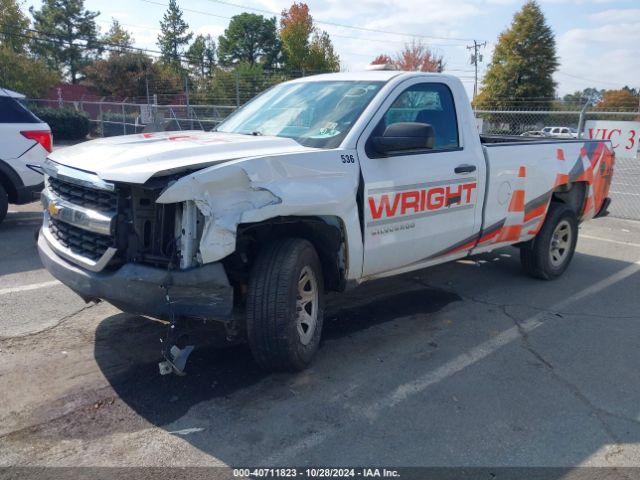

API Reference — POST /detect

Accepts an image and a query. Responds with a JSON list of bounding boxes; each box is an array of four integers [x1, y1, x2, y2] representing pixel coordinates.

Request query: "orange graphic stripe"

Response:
[[524, 203, 547, 222], [509, 190, 525, 212], [496, 225, 522, 243], [554, 174, 569, 188]]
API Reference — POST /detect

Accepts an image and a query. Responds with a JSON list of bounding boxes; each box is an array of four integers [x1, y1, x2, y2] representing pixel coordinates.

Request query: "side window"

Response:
[[0, 97, 40, 123], [373, 83, 459, 151]]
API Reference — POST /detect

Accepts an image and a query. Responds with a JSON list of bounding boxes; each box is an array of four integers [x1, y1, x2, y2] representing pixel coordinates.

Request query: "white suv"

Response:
[[0, 88, 51, 225], [542, 126, 578, 138]]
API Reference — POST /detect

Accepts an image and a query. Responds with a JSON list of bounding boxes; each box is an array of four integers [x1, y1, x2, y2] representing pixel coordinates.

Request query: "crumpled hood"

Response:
[[47, 131, 313, 184]]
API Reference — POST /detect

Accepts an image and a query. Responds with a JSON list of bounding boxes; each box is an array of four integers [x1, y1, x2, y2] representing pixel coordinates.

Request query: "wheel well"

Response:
[[0, 170, 17, 203], [224, 216, 347, 295], [551, 181, 587, 216]]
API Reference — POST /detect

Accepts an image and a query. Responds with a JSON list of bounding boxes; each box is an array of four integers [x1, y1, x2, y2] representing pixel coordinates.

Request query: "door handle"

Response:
[[454, 164, 476, 174]]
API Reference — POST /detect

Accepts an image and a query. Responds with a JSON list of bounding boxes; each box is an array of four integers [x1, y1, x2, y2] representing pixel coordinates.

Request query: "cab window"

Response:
[[372, 83, 459, 152]]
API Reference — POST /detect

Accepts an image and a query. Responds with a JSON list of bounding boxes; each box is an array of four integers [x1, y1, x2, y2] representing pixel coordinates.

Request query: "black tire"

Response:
[[246, 238, 325, 371], [0, 183, 8, 226], [520, 202, 578, 280]]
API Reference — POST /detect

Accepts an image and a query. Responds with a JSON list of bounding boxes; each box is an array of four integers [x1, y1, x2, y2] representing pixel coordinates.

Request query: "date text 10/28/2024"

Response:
[[233, 468, 401, 478]]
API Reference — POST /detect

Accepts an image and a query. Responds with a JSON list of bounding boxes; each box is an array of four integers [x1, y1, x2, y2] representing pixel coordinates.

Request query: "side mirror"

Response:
[[372, 122, 435, 155]]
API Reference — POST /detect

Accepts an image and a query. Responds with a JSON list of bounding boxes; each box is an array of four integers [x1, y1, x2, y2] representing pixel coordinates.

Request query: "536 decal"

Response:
[[341, 154, 355, 164]]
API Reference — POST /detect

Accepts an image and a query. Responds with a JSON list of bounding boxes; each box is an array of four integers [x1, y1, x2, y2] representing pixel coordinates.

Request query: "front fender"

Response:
[[156, 151, 363, 277]]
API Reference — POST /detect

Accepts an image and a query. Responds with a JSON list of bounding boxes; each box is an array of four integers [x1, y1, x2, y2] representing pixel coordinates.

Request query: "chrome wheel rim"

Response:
[[549, 220, 572, 267], [296, 266, 318, 345]]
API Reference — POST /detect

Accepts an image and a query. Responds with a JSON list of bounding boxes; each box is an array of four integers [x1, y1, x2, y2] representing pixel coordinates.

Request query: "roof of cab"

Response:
[[286, 70, 456, 83], [0, 87, 26, 99]]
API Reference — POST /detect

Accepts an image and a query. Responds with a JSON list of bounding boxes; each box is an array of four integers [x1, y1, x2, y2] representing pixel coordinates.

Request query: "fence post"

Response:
[[99, 101, 103, 137], [577, 101, 590, 139], [185, 76, 193, 130], [122, 102, 126, 136], [145, 72, 150, 106], [235, 71, 240, 108]]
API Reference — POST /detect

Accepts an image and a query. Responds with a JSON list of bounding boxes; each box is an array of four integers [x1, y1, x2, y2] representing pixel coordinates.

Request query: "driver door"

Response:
[[357, 80, 483, 277]]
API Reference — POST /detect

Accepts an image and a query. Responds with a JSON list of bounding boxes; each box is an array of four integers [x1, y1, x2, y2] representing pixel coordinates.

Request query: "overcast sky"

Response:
[[71, 0, 640, 98]]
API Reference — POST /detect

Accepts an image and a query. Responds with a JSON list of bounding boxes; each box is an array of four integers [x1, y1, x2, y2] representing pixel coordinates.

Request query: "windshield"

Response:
[[216, 80, 384, 149]]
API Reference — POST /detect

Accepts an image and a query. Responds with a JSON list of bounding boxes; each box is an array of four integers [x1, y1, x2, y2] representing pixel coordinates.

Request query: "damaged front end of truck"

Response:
[[37, 144, 351, 375]]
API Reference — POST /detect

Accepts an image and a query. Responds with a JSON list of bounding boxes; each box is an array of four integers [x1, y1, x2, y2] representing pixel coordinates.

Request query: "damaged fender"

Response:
[[155, 152, 364, 276], [157, 166, 282, 263]]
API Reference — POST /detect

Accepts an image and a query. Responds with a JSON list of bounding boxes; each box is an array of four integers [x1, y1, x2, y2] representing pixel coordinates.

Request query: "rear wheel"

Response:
[[0, 184, 8, 225], [520, 202, 578, 280], [246, 238, 324, 371]]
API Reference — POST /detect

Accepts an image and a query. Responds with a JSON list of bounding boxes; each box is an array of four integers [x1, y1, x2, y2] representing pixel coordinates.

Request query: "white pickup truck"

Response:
[[38, 71, 615, 372]]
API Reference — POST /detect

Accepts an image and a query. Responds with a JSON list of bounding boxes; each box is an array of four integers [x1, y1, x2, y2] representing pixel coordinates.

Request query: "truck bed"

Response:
[[477, 137, 614, 255], [480, 134, 583, 145]]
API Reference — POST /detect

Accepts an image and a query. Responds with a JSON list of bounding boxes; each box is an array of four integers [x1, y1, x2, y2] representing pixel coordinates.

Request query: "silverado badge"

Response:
[[47, 202, 60, 217]]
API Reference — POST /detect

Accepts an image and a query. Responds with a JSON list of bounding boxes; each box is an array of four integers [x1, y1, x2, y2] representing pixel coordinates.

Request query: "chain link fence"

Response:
[[24, 88, 640, 222], [25, 98, 237, 136]]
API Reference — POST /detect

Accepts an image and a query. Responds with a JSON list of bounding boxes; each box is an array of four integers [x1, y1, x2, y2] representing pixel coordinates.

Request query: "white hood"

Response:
[[48, 131, 313, 184]]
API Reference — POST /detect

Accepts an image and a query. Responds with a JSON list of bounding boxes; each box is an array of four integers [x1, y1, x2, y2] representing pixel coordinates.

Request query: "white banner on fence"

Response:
[[140, 105, 153, 124], [584, 120, 640, 160]]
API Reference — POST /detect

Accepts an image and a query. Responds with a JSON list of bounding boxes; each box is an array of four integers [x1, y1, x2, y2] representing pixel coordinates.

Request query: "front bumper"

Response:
[[38, 231, 234, 321]]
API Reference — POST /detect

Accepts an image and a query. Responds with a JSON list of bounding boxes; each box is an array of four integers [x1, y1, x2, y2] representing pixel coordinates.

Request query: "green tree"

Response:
[[279, 3, 339, 73], [83, 52, 181, 99], [279, 2, 313, 71], [562, 88, 603, 108], [186, 34, 215, 79], [475, 1, 558, 109], [102, 18, 133, 54], [217, 13, 279, 68], [157, 0, 192, 70], [306, 30, 339, 72], [0, 0, 30, 53], [0, 46, 59, 97], [30, 0, 101, 84]]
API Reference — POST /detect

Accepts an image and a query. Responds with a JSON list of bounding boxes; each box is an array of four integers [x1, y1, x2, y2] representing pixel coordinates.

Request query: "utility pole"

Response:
[[467, 40, 486, 100]]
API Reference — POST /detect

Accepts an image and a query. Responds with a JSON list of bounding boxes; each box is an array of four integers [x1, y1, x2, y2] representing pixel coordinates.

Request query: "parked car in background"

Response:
[[542, 126, 578, 138], [520, 130, 545, 137], [0, 88, 51, 225]]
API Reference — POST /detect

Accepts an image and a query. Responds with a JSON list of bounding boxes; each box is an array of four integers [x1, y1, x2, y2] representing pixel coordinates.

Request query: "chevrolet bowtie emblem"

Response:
[[47, 202, 60, 217]]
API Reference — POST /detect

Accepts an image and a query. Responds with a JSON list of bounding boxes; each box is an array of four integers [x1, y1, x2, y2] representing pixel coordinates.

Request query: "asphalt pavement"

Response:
[[1, 202, 640, 473]]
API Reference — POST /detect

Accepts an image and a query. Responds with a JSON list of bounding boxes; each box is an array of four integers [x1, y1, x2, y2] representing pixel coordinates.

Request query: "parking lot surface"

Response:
[[1, 202, 640, 470]]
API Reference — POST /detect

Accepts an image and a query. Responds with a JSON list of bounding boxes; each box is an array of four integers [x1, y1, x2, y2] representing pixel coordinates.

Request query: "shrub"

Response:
[[98, 112, 145, 137], [31, 108, 90, 140]]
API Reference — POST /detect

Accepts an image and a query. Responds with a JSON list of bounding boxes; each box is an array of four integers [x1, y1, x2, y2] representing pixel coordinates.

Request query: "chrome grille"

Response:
[[48, 218, 114, 262], [48, 176, 117, 213]]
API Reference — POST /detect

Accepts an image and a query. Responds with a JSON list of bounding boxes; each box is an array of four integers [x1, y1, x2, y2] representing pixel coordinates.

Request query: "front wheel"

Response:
[[246, 238, 324, 371], [520, 202, 578, 280]]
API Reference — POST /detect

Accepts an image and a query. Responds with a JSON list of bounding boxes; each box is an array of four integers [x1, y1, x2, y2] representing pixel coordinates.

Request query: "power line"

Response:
[[556, 70, 635, 88], [208, 0, 479, 43], [140, 0, 477, 45], [0, 23, 189, 61]]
